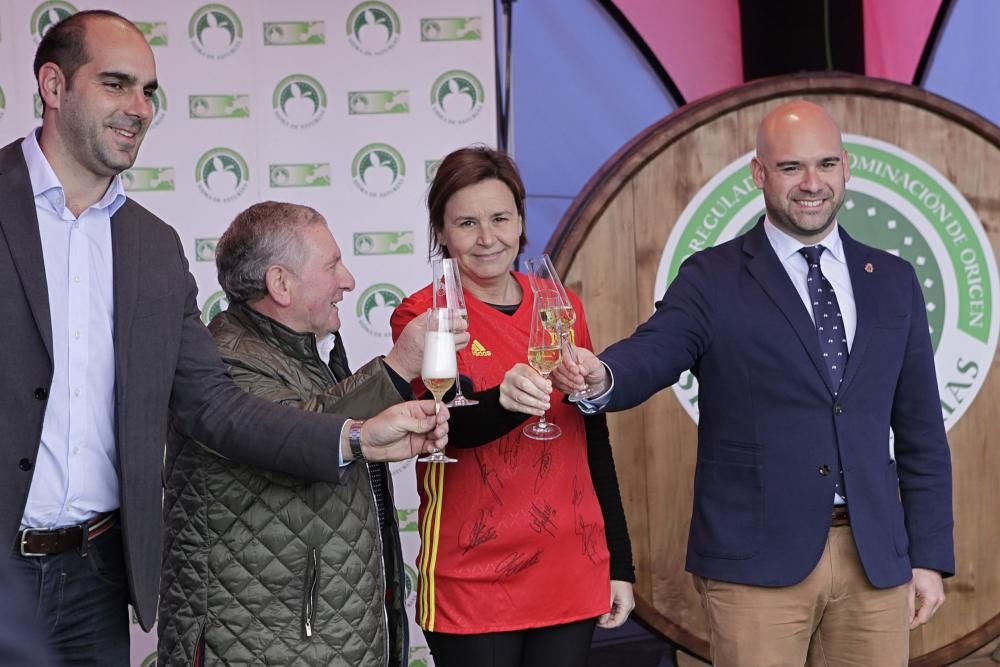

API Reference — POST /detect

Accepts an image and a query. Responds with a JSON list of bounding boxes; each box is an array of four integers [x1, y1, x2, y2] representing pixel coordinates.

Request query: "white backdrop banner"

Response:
[[0, 1, 496, 664]]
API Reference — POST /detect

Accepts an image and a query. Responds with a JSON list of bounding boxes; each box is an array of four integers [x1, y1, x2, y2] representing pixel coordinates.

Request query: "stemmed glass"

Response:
[[418, 308, 458, 463], [524, 254, 592, 402], [522, 291, 563, 441], [436, 258, 478, 407]]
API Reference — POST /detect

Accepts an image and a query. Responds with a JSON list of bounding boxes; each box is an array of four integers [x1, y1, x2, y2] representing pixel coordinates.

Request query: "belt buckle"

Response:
[[19, 528, 46, 557]]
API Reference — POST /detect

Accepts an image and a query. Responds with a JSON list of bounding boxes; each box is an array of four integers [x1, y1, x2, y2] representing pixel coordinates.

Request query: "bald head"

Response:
[[756, 100, 844, 161], [750, 100, 850, 244]]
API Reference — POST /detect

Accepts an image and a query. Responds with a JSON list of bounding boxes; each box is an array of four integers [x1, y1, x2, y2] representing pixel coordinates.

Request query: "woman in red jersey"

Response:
[[390, 147, 634, 667]]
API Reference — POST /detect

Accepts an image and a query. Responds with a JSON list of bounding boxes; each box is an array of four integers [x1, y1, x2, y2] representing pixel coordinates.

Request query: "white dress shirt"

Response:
[[763, 218, 856, 351], [317, 332, 354, 467], [20, 128, 125, 530]]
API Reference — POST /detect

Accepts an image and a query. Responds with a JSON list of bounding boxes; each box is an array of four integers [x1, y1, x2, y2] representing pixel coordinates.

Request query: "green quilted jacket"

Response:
[[158, 302, 407, 666]]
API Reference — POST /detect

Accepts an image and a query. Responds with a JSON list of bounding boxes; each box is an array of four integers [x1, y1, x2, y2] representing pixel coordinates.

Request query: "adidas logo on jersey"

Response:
[[471, 339, 492, 357]]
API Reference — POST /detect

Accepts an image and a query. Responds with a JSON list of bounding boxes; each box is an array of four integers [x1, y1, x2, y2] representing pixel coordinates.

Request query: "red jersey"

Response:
[[390, 272, 611, 634]]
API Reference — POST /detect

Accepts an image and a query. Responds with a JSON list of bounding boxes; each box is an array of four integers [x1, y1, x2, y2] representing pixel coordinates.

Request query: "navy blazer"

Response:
[[600, 219, 953, 589]]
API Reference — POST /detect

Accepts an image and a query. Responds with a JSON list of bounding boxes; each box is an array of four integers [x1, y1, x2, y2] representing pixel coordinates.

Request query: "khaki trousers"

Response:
[[694, 526, 909, 667]]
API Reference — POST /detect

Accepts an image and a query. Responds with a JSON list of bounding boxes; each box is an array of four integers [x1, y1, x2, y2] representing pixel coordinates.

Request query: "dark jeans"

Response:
[[9, 524, 130, 667], [425, 616, 598, 667]]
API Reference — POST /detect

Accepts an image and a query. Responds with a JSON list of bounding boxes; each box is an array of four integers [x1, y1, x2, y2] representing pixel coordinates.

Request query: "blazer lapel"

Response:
[[743, 218, 837, 395], [111, 204, 139, 397], [0, 141, 53, 362], [838, 228, 877, 396]]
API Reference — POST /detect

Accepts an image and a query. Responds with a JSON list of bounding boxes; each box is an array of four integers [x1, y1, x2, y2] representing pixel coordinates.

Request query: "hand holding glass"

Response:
[[525, 254, 591, 401], [419, 308, 458, 463], [434, 258, 478, 407], [523, 292, 563, 440]]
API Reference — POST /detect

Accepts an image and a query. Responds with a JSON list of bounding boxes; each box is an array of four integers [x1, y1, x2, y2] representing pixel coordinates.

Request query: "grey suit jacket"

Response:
[[0, 139, 348, 630]]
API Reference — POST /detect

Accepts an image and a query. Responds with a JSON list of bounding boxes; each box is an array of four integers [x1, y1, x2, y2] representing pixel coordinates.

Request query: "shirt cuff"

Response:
[[338, 420, 352, 467], [576, 362, 615, 414]]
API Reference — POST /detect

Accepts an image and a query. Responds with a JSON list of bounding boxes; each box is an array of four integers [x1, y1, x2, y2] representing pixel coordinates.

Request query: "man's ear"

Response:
[[750, 156, 766, 189], [37, 62, 66, 111], [264, 265, 292, 307]]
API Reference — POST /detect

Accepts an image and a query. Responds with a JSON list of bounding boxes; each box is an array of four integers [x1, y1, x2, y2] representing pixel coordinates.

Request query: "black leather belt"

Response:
[[17, 512, 116, 557], [831, 505, 850, 527]]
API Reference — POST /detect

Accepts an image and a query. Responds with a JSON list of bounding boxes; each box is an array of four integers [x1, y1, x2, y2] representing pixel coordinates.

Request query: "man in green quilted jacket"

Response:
[[157, 201, 463, 666]]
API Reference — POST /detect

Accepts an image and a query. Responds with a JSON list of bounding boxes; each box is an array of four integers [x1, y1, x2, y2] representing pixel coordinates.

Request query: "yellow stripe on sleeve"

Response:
[[418, 462, 447, 630]]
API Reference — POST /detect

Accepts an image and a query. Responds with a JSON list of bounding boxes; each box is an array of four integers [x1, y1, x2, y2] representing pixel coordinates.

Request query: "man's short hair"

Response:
[[216, 201, 326, 304], [33, 9, 136, 109]]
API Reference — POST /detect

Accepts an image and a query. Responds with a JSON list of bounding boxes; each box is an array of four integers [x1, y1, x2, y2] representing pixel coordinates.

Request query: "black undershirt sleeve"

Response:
[[584, 412, 636, 583], [419, 377, 531, 448]]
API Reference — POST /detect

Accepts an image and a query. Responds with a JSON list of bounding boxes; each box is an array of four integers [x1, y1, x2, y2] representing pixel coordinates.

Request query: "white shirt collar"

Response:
[[316, 333, 337, 363], [763, 216, 846, 265], [21, 127, 127, 218]]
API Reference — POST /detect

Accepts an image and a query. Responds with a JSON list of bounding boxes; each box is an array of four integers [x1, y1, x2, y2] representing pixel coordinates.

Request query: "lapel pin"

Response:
[[864, 262, 874, 273]]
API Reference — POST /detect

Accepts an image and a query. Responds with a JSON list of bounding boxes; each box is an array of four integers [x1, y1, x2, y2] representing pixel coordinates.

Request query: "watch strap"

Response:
[[348, 420, 365, 462]]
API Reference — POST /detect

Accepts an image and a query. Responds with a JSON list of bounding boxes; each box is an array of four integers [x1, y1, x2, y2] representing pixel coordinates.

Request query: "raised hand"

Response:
[[385, 310, 470, 383], [550, 345, 608, 397], [383, 311, 427, 381], [499, 363, 551, 416], [344, 400, 449, 462]]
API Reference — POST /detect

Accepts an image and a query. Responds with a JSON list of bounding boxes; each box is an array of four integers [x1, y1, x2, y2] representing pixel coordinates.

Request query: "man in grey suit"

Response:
[[1, 10, 448, 665]]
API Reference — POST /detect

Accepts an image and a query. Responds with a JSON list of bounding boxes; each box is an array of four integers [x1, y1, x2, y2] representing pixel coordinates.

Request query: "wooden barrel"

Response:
[[547, 73, 1000, 665]]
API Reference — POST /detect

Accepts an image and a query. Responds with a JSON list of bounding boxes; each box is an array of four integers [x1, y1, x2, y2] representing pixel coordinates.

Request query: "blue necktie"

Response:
[[799, 245, 849, 501], [799, 245, 849, 396]]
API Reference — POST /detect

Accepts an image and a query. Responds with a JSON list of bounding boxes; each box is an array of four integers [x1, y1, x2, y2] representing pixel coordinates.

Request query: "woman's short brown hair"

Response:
[[427, 145, 528, 260]]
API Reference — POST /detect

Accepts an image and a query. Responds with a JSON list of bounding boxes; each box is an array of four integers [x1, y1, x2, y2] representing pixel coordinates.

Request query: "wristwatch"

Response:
[[348, 420, 366, 462]]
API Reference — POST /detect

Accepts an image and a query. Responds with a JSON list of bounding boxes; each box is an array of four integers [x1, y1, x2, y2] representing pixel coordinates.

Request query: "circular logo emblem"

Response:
[[30, 1, 76, 42], [346, 2, 400, 55], [150, 86, 167, 129], [272, 74, 327, 128], [195, 147, 249, 202], [408, 647, 431, 667], [356, 283, 405, 337], [189, 4, 243, 59], [422, 20, 442, 40], [657, 134, 998, 431], [351, 143, 405, 197], [431, 70, 484, 124], [403, 563, 418, 609], [270, 165, 291, 186], [200, 290, 229, 325]]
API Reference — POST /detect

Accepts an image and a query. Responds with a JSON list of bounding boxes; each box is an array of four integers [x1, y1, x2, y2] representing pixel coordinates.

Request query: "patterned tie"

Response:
[[799, 245, 849, 395], [799, 245, 849, 501], [367, 464, 389, 528]]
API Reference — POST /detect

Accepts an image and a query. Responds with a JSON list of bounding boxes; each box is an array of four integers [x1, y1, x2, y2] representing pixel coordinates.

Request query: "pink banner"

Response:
[[864, 0, 943, 83], [611, 0, 743, 103]]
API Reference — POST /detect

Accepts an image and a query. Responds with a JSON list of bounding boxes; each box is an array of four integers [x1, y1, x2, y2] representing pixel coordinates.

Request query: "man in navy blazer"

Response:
[[549, 101, 953, 665]]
